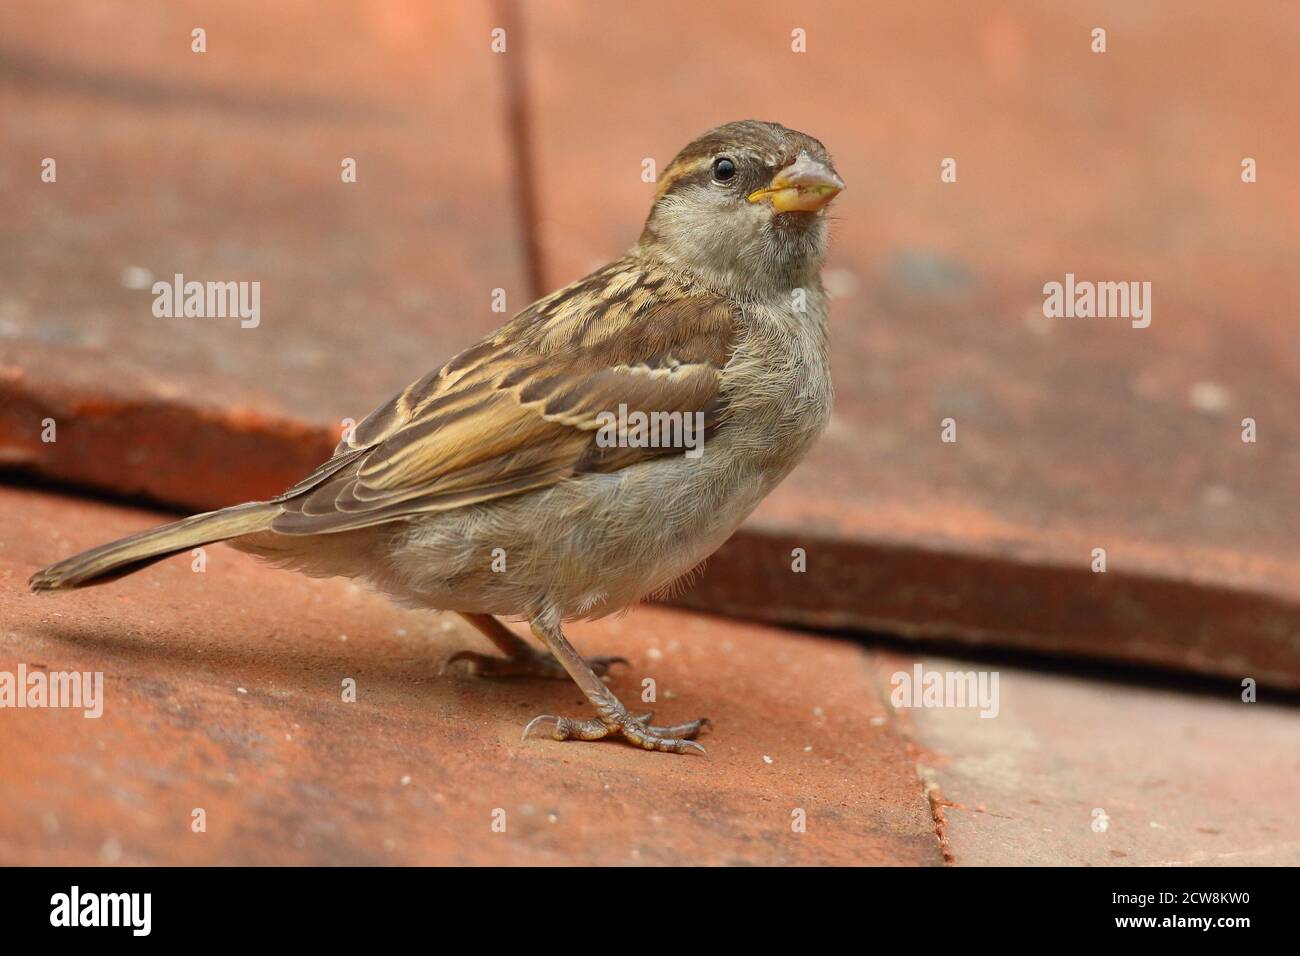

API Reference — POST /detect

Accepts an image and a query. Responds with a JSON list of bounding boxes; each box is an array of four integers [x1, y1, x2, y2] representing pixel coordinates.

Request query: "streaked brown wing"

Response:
[[270, 260, 736, 535]]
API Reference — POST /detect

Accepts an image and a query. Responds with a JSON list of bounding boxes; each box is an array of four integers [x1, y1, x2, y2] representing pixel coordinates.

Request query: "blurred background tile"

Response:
[[1, 3, 1297, 733], [513, 0, 1300, 684], [0, 0, 529, 503]]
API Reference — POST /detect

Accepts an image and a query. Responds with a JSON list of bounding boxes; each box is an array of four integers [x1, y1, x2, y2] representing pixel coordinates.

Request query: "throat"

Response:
[[633, 240, 821, 304]]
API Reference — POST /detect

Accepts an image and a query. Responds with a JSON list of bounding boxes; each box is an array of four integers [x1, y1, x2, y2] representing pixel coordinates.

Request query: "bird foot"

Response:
[[444, 648, 628, 680], [522, 708, 711, 755]]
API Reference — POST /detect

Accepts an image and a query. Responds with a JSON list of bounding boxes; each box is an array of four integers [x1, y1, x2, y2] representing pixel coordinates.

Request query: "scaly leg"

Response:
[[521, 615, 710, 755], [445, 612, 628, 679]]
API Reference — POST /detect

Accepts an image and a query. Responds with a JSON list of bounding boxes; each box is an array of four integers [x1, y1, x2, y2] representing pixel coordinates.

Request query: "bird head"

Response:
[[639, 120, 844, 299]]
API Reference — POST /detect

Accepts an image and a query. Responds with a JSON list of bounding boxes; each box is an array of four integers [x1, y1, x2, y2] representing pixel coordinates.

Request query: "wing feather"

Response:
[[270, 260, 735, 535]]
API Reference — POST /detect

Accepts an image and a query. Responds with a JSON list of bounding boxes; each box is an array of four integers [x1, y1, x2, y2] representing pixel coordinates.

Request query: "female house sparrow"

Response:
[[31, 120, 843, 756]]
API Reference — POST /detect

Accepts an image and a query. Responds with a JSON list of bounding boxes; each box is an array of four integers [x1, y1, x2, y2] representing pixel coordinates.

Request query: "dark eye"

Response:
[[712, 157, 736, 182]]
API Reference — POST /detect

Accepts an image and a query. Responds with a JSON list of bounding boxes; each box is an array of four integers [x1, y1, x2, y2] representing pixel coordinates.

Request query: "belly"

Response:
[[371, 431, 796, 621]]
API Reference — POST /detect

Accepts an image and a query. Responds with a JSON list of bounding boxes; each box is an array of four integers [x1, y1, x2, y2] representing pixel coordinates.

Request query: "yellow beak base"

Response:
[[748, 152, 844, 213]]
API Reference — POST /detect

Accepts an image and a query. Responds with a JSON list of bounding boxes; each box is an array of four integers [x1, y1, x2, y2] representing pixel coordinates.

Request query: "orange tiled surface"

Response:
[[0, 487, 941, 865], [0, 1, 1298, 866], [2, 1, 1297, 685], [875, 652, 1300, 866], [5, 486, 1298, 865]]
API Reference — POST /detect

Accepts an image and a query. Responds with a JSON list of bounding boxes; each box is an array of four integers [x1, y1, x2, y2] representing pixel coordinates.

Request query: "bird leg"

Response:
[[445, 612, 628, 679], [521, 615, 710, 755]]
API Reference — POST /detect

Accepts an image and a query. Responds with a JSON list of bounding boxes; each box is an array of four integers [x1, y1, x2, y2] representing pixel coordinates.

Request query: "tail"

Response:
[[29, 501, 277, 592]]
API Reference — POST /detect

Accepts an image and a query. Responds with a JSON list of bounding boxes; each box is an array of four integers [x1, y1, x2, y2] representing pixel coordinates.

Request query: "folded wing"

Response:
[[270, 262, 736, 535]]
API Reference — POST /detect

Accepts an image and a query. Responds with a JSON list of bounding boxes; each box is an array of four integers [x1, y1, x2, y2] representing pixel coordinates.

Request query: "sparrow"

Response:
[[30, 120, 844, 756]]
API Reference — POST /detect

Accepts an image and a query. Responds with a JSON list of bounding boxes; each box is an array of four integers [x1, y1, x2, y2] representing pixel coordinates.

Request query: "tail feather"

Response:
[[29, 502, 277, 592]]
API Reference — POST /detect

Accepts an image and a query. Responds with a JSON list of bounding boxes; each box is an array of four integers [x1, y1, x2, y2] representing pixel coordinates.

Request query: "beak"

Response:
[[748, 151, 845, 212]]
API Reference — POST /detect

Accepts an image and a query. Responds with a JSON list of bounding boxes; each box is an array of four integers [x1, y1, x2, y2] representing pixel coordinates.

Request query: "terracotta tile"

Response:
[[514, 0, 1300, 683], [872, 651, 1300, 866], [0, 487, 941, 865], [0, 0, 528, 507], [3, 1, 1297, 689]]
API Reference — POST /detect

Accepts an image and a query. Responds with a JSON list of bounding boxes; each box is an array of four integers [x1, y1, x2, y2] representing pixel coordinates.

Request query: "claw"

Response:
[[522, 714, 562, 742]]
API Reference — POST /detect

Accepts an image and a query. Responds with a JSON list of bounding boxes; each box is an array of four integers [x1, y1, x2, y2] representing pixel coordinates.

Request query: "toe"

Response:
[[643, 734, 708, 756], [620, 717, 711, 755], [647, 717, 711, 740], [521, 713, 612, 742]]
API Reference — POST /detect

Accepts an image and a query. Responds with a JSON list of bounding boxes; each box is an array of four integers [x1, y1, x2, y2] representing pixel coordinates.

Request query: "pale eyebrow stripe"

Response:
[[654, 156, 712, 200]]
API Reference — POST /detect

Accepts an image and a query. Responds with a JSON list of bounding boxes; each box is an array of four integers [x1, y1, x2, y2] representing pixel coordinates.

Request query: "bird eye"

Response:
[[712, 157, 736, 183]]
